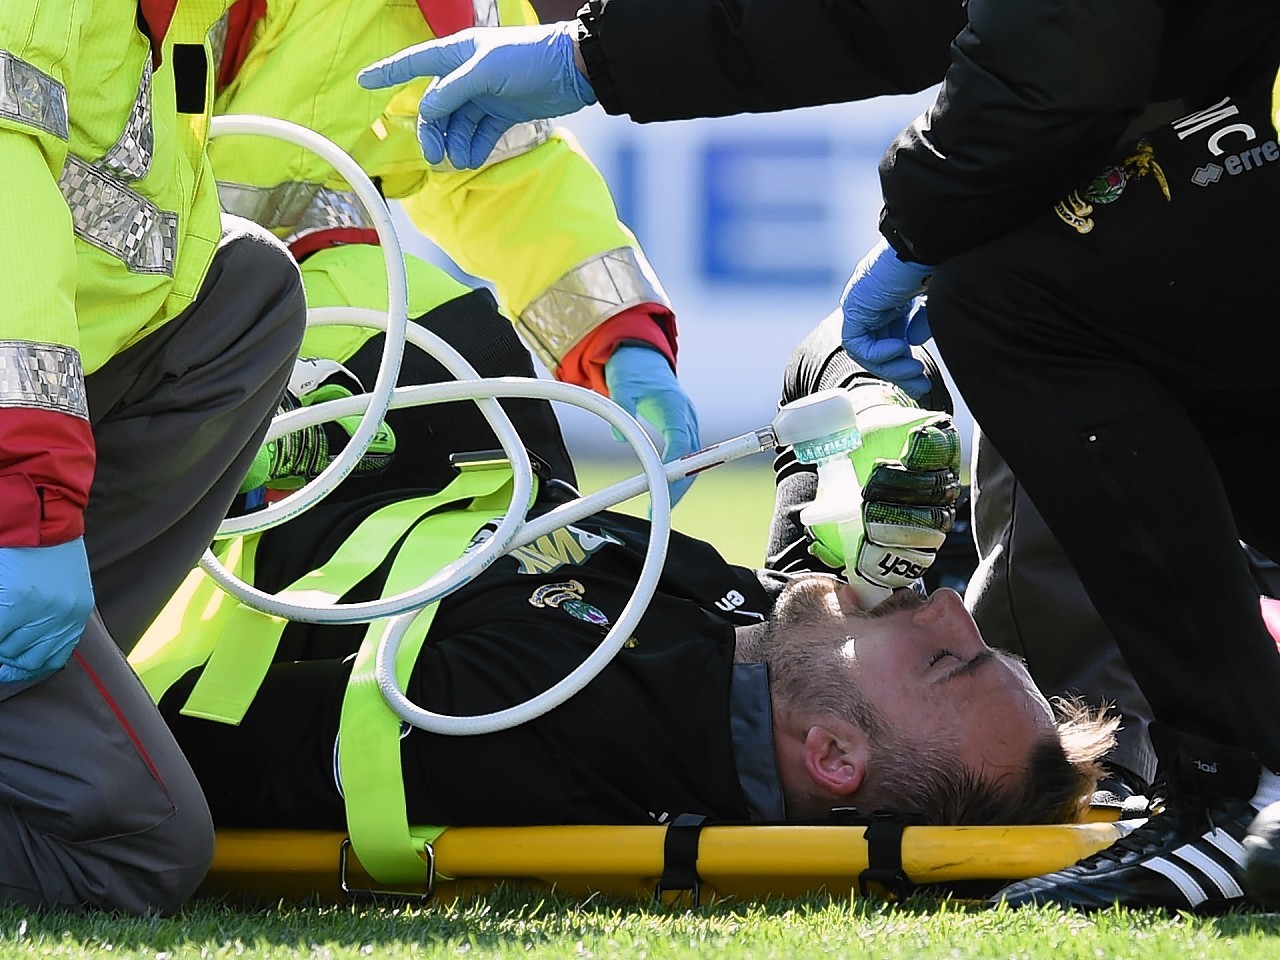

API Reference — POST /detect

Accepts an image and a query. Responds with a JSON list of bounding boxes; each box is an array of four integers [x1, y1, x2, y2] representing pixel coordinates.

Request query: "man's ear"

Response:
[[802, 724, 868, 797]]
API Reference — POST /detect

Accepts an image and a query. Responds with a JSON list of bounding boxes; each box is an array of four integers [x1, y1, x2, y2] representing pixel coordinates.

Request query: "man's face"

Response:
[[776, 577, 1056, 786]]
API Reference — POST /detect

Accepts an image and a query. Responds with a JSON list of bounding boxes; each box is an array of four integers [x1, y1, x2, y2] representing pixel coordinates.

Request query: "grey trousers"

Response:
[[968, 428, 1156, 786], [84, 216, 307, 652], [0, 217, 306, 911], [0, 613, 214, 912]]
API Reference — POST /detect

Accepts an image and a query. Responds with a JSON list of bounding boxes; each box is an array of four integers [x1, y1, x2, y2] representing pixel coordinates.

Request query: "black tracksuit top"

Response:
[[164, 504, 782, 830], [577, 0, 1280, 263]]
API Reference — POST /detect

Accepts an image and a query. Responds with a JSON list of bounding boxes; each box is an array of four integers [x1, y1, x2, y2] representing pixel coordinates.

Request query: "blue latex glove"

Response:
[[358, 22, 596, 170], [0, 537, 94, 684], [840, 238, 935, 398], [604, 345, 701, 507]]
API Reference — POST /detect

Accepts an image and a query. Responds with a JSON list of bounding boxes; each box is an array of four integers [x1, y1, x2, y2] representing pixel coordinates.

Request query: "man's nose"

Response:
[[912, 587, 964, 623]]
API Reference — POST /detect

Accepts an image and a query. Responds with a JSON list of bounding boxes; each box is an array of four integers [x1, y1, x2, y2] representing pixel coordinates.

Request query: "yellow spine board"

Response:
[[204, 822, 1131, 903]]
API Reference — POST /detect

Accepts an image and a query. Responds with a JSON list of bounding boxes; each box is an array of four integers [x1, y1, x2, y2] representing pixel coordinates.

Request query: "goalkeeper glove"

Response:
[[804, 379, 961, 599], [239, 358, 396, 493]]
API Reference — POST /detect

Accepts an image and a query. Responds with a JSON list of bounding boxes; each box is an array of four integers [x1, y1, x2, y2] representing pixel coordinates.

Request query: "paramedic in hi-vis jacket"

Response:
[[204, 0, 699, 504], [1, 0, 306, 912]]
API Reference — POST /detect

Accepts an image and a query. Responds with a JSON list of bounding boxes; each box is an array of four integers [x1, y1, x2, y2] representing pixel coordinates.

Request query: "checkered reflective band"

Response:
[[0, 341, 89, 419], [59, 156, 178, 275], [517, 246, 670, 370], [217, 180, 374, 242], [0, 49, 69, 140], [99, 60, 155, 182], [48, 57, 173, 275]]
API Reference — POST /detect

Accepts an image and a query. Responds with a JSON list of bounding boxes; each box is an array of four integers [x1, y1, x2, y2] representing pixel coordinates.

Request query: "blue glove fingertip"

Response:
[[905, 302, 933, 345], [0, 662, 41, 685], [356, 65, 388, 89], [417, 117, 447, 164]]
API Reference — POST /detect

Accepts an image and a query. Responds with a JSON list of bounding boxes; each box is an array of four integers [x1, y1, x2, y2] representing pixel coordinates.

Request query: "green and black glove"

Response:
[[239, 358, 397, 493], [806, 379, 961, 594]]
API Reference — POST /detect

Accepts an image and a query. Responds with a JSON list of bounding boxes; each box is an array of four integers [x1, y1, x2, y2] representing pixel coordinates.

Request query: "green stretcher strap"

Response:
[[339, 460, 523, 884], [180, 492, 454, 725], [132, 534, 263, 704]]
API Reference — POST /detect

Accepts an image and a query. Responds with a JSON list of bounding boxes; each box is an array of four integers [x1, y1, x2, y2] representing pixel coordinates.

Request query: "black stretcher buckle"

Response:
[[338, 838, 436, 904], [654, 813, 708, 906], [834, 808, 915, 901]]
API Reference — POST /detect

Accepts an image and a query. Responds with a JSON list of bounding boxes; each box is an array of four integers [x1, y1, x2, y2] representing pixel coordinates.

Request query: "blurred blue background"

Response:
[[390, 89, 973, 462]]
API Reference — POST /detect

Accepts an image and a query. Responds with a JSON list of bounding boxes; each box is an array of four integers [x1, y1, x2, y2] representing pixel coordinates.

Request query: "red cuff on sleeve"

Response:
[[556, 303, 678, 396], [0, 409, 95, 547]]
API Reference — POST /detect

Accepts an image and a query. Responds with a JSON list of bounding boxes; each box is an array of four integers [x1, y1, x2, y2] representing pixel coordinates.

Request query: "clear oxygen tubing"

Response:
[[263, 318, 788, 735], [207, 311, 677, 735], [198, 116, 535, 632], [207, 115, 410, 539], [193, 116, 862, 735], [190, 111, 680, 737]]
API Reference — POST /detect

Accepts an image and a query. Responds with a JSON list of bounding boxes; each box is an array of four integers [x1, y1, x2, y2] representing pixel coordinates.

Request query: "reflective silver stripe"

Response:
[[0, 341, 88, 419], [99, 59, 154, 181], [51, 58, 168, 273], [0, 49, 69, 140], [516, 247, 671, 370], [427, 118, 554, 173], [473, 0, 499, 26], [217, 180, 374, 240], [59, 155, 178, 275], [208, 13, 230, 80]]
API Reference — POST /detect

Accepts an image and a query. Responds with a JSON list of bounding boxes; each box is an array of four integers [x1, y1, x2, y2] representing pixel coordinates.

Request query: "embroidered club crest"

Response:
[[561, 598, 610, 626], [527, 579, 633, 642], [1053, 140, 1170, 234]]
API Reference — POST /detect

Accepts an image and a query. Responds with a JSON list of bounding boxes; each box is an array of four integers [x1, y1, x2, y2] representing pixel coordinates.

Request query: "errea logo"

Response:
[[1190, 141, 1279, 186], [1191, 163, 1223, 186]]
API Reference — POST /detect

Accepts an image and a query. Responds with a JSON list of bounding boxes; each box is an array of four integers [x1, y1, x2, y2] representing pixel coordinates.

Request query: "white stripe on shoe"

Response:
[[1140, 857, 1208, 906], [1174, 842, 1244, 899], [1204, 827, 1249, 868], [1138, 827, 1249, 905]]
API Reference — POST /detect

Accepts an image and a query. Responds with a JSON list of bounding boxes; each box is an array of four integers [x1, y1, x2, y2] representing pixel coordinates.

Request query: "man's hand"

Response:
[[806, 381, 961, 595], [0, 538, 94, 684], [358, 22, 596, 169], [840, 239, 934, 398], [604, 345, 701, 506]]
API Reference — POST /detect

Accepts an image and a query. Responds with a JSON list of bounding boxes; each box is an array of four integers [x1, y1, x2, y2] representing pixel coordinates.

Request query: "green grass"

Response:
[[7, 459, 1275, 955], [3, 891, 1280, 959], [575, 458, 779, 568]]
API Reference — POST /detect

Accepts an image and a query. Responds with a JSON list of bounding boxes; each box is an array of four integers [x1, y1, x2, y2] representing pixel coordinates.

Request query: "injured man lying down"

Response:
[[132, 302, 1114, 833]]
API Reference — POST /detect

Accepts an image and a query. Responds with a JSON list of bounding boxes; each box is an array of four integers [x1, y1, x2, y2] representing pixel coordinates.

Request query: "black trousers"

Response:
[[927, 60, 1280, 786]]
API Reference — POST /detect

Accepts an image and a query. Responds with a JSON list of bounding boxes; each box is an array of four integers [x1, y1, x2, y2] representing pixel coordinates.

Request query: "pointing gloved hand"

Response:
[[0, 537, 94, 684], [840, 238, 934, 398], [604, 345, 701, 506], [358, 22, 596, 169], [805, 379, 961, 596], [239, 358, 396, 494]]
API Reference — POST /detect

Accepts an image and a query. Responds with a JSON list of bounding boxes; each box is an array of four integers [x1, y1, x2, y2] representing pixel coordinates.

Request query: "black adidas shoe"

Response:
[[991, 793, 1256, 912]]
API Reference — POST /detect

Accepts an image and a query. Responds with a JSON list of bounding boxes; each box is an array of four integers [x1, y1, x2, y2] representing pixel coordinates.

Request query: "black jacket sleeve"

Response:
[[578, 0, 967, 122], [876, 0, 1167, 263]]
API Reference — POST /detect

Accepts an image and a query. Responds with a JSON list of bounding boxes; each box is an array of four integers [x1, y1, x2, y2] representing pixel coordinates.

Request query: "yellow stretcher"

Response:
[[203, 818, 1136, 904]]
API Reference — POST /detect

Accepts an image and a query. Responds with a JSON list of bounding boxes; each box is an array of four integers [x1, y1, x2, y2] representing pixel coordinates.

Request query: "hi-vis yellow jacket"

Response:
[[1, 1, 229, 547], [207, 0, 673, 376], [1273, 65, 1279, 132]]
